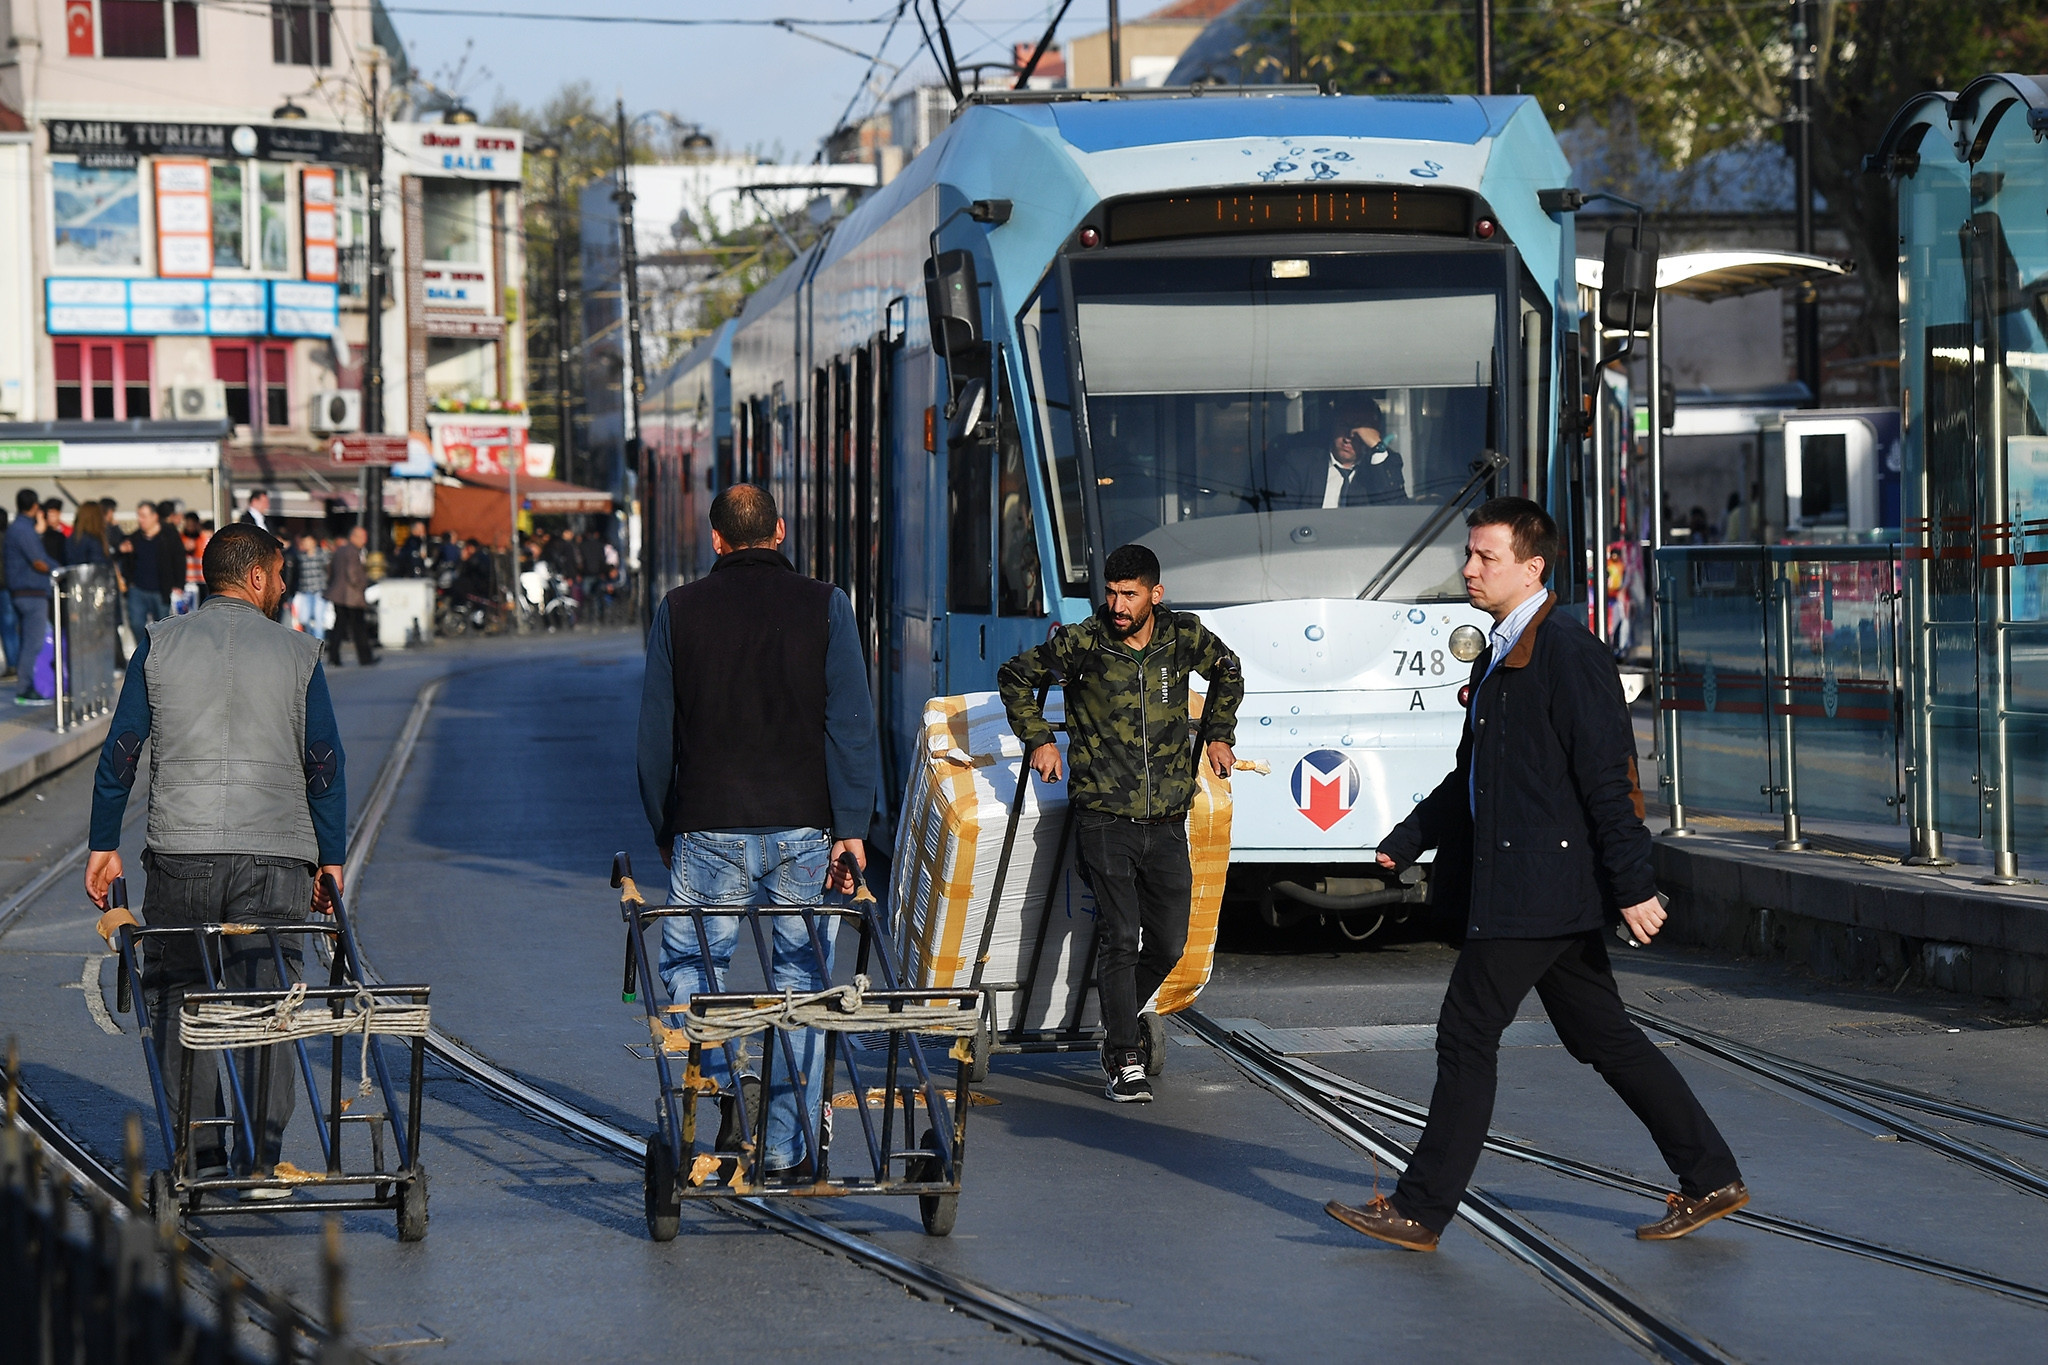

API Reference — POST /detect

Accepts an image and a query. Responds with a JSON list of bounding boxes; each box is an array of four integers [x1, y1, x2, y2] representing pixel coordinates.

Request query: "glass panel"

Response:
[[123, 341, 151, 419], [423, 182, 479, 262], [1661, 548, 1773, 815], [1018, 274, 1087, 593], [51, 163, 142, 268], [1781, 553, 1902, 824], [54, 343, 81, 420], [1798, 433, 1850, 525], [212, 163, 246, 269], [100, 0, 167, 58], [258, 165, 289, 272], [997, 373, 1044, 617], [1065, 251, 1499, 607], [213, 344, 250, 426], [172, 2, 200, 56], [948, 439, 992, 613], [90, 344, 116, 420]]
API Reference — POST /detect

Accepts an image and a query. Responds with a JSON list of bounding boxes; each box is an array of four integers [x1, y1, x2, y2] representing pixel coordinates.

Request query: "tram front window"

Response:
[[1065, 251, 1500, 606]]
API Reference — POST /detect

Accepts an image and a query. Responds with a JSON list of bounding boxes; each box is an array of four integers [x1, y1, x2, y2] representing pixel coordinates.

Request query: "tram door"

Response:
[[891, 346, 941, 773]]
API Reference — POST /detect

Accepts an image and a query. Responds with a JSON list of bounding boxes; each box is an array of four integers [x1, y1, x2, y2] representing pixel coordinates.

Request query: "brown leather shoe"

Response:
[[1636, 1180, 1749, 1240], [1324, 1196, 1439, 1252]]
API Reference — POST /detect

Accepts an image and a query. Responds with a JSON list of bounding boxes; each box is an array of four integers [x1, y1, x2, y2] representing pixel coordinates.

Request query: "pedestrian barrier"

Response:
[[1655, 543, 1903, 845], [1, 1041, 360, 1364], [49, 563, 120, 734], [609, 851, 988, 1241], [106, 876, 431, 1241]]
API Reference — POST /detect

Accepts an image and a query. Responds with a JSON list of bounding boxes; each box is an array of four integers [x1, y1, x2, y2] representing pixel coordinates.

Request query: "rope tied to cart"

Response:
[[669, 974, 980, 1045], [179, 980, 432, 1098]]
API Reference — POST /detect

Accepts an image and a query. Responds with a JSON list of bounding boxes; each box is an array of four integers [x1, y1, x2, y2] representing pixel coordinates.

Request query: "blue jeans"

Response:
[[662, 828, 833, 1170], [126, 588, 170, 643], [0, 587, 18, 673], [13, 593, 49, 700]]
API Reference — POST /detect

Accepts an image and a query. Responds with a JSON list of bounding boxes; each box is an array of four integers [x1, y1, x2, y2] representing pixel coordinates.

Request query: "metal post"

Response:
[[1771, 565, 1808, 850], [1648, 292, 1666, 657], [614, 100, 646, 514], [1789, 0, 1819, 404], [1904, 414, 1951, 865], [1658, 573, 1693, 835], [50, 574, 66, 733], [1981, 302, 2022, 883], [1590, 352, 1609, 641], [1107, 0, 1122, 87], [550, 148, 575, 488], [1476, 0, 1493, 95], [363, 59, 387, 550]]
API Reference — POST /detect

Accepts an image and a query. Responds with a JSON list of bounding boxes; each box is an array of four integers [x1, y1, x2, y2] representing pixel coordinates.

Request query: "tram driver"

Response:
[[1277, 394, 1407, 509]]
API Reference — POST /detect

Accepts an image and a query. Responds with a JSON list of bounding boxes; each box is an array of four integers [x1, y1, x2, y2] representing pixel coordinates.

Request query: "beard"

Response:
[[1102, 601, 1150, 640]]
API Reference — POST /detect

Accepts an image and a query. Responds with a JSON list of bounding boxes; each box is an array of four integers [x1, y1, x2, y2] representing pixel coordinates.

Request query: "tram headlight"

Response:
[[1449, 625, 1486, 662]]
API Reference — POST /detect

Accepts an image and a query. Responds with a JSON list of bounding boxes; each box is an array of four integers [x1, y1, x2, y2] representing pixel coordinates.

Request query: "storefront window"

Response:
[[212, 163, 246, 269], [423, 182, 480, 262], [51, 162, 143, 268], [259, 164, 290, 272], [426, 337, 498, 402]]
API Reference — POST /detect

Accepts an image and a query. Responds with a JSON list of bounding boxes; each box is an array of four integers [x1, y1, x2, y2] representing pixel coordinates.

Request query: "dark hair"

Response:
[[1466, 496, 1558, 580], [203, 522, 283, 592], [14, 488, 37, 514], [710, 483, 778, 548], [1333, 394, 1385, 433], [155, 500, 177, 521], [1103, 542, 1161, 588], [41, 498, 62, 512]]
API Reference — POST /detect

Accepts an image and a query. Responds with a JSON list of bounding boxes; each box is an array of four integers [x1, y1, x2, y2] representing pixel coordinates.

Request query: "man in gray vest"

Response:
[[85, 522, 347, 1191]]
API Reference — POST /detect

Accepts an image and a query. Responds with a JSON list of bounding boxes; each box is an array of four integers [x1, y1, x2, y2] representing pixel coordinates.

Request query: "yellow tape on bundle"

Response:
[[1153, 690, 1232, 1014]]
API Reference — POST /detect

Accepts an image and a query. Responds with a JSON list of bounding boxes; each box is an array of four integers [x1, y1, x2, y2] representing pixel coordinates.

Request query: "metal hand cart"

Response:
[[609, 852, 989, 1241], [108, 874, 431, 1241]]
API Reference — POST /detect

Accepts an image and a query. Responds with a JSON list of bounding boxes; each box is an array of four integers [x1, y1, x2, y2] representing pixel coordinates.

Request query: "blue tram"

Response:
[[639, 88, 1588, 924]]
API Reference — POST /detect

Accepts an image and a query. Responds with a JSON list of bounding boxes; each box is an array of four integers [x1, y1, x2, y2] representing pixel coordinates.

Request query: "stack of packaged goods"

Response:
[[891, 691, 1232, 1034]]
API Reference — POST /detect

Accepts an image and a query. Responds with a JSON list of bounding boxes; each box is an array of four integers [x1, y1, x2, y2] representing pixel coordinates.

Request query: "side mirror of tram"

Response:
[[947, 376, 991, 448], [924, 248, 983, 354], [1598, 223, 1660, 333]]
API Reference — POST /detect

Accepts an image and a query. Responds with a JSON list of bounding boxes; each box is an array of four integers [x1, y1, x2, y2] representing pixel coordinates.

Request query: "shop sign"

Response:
[[429, 415, 529, 477], [46, 119, 375, 166], [47, 278, 316, 337], [421, 264, 489, 311], [0, 442, 59, 468], [388, 123, 523, 182], [331, 434, 410, 466], [271, 281, 339, 337]]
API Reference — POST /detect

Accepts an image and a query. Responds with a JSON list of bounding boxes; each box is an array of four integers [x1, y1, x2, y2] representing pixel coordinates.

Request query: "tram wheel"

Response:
[[914, 1131, 958, 1238], [396, 1163, 429, 1243], [643, 1132, 681, 1242], [968, 1016, 993, 1085], [148, 1170, 178, 1242]]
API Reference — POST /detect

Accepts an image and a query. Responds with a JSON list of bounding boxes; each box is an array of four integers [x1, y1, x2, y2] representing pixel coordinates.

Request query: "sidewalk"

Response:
[[1630, 703, 2048, 1010], [0, 705, 109, 804]]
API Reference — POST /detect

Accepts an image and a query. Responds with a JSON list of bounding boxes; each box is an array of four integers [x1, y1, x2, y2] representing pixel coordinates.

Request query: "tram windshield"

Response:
[[1022, 251, 1504, 606]]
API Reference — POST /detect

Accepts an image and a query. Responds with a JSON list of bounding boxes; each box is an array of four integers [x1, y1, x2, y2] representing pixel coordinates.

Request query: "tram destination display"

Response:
[[1107, 187, 1470, 245]]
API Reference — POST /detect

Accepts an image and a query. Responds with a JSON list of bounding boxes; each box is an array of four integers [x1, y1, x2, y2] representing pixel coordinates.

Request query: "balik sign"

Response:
[[1291, 750, 1359, 832]]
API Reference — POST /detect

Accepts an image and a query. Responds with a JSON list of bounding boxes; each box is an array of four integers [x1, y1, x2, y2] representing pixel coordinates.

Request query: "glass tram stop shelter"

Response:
[[1654, 73, 2048, 897]]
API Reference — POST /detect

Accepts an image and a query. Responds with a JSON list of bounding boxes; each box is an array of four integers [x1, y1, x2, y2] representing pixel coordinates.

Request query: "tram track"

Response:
[[1179, 1009, 1739, 1364], [340, 670, 1169, 1365]]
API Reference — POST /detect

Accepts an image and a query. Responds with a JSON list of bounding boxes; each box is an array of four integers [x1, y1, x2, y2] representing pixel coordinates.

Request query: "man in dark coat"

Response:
[[1325, 496, 1746, 1251], [1276, 395, 1407, 509]]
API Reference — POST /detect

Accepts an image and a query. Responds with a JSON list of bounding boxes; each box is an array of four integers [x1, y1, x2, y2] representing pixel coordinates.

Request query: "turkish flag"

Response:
[[66, 1, 94, 57]]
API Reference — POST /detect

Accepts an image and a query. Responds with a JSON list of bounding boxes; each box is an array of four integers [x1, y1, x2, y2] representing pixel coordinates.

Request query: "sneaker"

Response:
[[1105, 1050, 1152, 1103], [14, 693, 52, 707]]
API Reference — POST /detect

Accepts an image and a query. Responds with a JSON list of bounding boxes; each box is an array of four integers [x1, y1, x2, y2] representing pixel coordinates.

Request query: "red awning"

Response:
[[452, 469, 613, 514]]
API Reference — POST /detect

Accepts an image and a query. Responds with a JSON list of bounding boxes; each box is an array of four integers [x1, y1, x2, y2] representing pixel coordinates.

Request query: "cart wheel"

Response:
[[148, 1170, 178, 1242], [1142, 1011, 1168, 1079], [643, 1132, 681, 1242], [914, 1131, 958, 1238], [968, 1016, 993, 1085], [396, 1163, 429, 1243]]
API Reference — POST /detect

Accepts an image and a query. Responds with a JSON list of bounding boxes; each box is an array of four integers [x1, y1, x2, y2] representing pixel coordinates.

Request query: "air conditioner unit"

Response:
[[310, 388, 362, 434], [166, 381, 227, 422]]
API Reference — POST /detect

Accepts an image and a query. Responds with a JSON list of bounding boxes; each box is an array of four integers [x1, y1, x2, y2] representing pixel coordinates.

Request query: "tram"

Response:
[[639, 87, 1596, 926]]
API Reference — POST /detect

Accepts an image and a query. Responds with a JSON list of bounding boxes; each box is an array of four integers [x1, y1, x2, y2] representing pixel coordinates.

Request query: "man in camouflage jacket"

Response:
[[998, 543, 1244, 1103]]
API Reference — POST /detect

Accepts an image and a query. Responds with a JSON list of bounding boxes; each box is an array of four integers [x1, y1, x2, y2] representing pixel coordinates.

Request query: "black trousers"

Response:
[[328, 604, 374, 665], [142, 852, 314, 1172], [1075, 811, 1191, 1054], [1392, 930, 1742, 1233]]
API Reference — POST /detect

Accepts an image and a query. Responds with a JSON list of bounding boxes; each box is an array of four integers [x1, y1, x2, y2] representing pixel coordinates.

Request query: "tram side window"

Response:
[[1019, 277, 1090, 594], [949, 433, 993, 614], [997, 374, 1045, 616]]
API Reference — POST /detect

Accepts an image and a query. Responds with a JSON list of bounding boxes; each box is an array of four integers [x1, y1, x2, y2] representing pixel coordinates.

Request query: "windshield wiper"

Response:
[[1357, 450, 1509, 601]]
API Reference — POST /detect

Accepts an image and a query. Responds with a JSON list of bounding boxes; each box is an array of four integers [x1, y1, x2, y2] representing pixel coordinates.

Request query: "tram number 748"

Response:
[[1392, 650, 1447, 678]]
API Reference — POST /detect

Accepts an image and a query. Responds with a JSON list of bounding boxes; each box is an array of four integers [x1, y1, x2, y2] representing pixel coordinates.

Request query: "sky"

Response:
[[381, 2, 1103, 161]]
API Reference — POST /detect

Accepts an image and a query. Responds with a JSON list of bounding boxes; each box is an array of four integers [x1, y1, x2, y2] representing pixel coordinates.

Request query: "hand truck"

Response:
[[609, 851, 988, 1241], [105, 874, 432, 1242]]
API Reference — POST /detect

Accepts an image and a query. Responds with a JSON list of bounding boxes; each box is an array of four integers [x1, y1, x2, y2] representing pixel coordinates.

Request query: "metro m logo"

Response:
[[1290, 749, 1360, 832]]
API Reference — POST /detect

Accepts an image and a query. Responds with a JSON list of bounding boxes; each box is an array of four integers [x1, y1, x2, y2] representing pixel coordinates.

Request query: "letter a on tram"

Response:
[[1291, 749, 1360, 831]]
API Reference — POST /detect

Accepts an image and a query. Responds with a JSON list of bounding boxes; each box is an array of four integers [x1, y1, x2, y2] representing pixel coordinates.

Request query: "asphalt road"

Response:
[[5, 628, 2046, 1362]]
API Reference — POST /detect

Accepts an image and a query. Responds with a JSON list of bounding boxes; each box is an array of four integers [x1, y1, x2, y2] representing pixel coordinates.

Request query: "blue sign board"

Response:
[[46, 278, 336, 338]]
